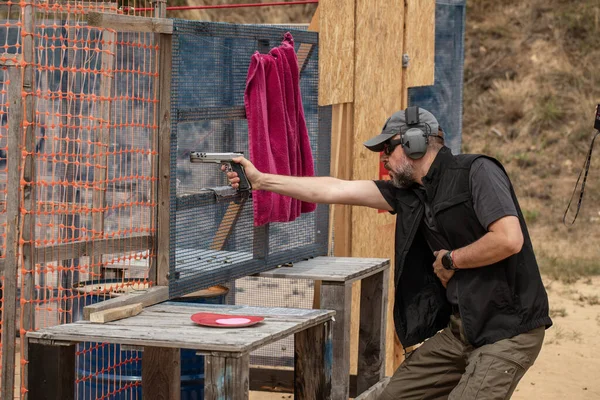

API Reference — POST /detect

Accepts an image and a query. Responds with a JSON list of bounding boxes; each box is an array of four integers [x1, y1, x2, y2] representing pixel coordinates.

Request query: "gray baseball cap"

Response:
[[363, 107, 440, 152]]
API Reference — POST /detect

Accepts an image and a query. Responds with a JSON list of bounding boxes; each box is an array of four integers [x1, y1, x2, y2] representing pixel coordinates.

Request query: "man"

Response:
[[225, 106, 552, 399]]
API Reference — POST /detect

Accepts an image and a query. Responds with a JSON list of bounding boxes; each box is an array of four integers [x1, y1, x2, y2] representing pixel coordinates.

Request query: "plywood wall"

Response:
[[404, 0, 436, 88], [352, 0, 404, 258], [319, 0, 355, 105], [317, 0, 436, 378]]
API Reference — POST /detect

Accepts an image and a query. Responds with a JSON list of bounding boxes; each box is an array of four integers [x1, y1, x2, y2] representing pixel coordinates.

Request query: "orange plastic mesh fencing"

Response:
[[0, 1, 160, 398]]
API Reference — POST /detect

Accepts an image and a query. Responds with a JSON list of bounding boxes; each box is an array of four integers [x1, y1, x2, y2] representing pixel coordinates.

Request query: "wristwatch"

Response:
[[442, 251, 458, 271]]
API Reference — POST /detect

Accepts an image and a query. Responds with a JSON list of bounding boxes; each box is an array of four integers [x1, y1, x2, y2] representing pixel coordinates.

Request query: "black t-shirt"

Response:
[[376, 158, 517, 304]]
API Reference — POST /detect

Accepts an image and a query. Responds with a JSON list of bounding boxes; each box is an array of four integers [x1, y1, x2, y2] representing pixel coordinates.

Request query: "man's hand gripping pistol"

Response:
[[189, 152, 252, 191]]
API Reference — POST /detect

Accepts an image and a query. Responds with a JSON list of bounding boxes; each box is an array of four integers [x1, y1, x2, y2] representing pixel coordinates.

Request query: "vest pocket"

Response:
[[490, 268, 517, 312], [433, 192, 471, 214]]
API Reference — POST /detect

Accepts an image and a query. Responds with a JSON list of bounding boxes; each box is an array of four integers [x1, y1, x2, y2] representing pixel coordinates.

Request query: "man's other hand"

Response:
[[433, 250, 455, 288]]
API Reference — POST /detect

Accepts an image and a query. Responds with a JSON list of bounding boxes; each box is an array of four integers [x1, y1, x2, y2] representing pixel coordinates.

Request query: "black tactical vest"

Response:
[[392, 147, 552, 347]]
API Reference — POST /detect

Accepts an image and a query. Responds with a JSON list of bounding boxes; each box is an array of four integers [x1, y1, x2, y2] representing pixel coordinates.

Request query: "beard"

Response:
[[391, 162, 415, 188]]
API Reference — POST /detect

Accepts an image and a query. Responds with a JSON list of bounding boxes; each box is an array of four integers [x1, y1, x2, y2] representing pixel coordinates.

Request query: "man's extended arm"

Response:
[[225, 156, 393, 211]]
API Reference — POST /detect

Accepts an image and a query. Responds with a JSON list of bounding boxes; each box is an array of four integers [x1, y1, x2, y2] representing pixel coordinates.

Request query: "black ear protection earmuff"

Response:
[[398, 106, 441, 160]]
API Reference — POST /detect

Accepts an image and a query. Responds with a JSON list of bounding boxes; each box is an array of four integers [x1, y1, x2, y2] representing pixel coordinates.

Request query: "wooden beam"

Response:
[[148, 0, 166, 290], [209, 201, 246, 251], [205, 353, 250, 399], [21, 0, 37, 358], [357, 268, 389, 394], [154, 32, 173, 286], [0, 63, 22, 400], [319, 0, 355, 105], [294, 320, 333, 400], [320, 282, 351, 400], [330, 103, 354, 257], [82, 285, 168, 320], [89, 303, 142, 323], [142, 347, 181, 399], [86, 12, 173, 34], [353, 0, 405, 377], [27, 341, 76, 400]]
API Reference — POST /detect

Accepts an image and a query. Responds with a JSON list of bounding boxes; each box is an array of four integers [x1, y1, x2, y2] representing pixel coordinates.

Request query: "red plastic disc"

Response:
[[190, 312, 264, 328]]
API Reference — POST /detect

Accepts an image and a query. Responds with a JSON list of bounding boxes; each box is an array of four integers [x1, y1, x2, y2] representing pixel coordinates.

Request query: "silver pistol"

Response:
[[189, 152, 252, 191]]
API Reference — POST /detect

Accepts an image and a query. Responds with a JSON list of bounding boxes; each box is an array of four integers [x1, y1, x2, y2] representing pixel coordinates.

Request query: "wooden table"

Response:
[[257, 256, 390, 400], [26, 303, 334, 400]]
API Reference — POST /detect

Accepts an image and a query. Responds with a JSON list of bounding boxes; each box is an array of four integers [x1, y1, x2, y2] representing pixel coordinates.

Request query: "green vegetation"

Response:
[[464, 0, 600, 282]]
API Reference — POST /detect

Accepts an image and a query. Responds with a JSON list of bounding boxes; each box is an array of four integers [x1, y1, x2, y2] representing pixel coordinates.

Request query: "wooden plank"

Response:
[[295, 320, 333, 400], [21, 0, 37, 356], [154, 0, 166, 17], [352, 0, 403, 250], [388, 267, 402, 375], [142, 347, 181, 399], [29, 304, 335, 354], [89, 303, 143, 323], [204, 353, 250, 400], [91, 29, 116, 278], [82, 285, 168, 320], [319, 0, 355, 105], [357, 268, 389, 394], [257, 256, 389, 282], [332, 103, 354, 257], [350, 281, 360, 376], [210, 201, 245, 251], [155, 32, 172, 286], [27, 341, 76, 400], [354, 377, 390, 400], [317, 102, 353, 308], [86, 12, 173, 34], [320, 282, 351, 400], [352, 0, 404, 380], [0, 64, 22, 400], [149, 0, 166, 286], [404, 0, 436, 88]]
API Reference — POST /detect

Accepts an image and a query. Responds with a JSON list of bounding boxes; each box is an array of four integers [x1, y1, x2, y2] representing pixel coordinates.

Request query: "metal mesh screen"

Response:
[[236, 275, 314, 367], [169, 20, 330, 298], [408, 0, 466, 154]]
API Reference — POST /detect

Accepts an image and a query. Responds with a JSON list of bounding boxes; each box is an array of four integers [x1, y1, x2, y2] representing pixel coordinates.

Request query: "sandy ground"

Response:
[[250, 275, 600, 400], [512, 276, 600, 399]]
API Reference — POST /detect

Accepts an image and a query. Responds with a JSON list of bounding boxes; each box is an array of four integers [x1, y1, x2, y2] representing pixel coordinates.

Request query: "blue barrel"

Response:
[[73, 280, 229, 400]]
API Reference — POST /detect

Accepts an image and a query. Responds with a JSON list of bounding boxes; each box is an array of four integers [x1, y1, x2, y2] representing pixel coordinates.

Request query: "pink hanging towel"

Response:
[[245, 32, 316, 227]]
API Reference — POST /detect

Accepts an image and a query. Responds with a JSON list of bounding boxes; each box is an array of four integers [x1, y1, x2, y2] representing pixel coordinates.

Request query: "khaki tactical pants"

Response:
[[379, 315, 545, 400]]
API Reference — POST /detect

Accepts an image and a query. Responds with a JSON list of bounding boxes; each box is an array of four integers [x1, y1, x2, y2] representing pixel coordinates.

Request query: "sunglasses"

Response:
[[383, 137, 404, 156]]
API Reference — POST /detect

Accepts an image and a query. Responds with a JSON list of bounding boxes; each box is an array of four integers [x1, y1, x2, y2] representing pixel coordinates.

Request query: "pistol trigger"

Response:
[[222, 162, 232, 172]]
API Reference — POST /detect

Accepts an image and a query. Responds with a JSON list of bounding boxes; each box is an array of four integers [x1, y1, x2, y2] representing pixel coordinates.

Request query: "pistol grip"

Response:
[[231, 162, 251, 191]]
